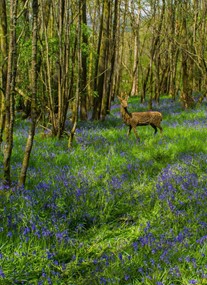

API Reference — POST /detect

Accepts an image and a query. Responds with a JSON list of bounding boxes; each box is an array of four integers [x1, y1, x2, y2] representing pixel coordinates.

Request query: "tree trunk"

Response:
[[0, 0, 8, 145], [19, 0, 38, 187], [169, 1, 178, 102], [92, 0, 110, 120], [79, 0, 88, 121], [3, 0, 18, 186], [130, 0, 141, 97], [56, 0, 71, 138], [106, 0, 120, 109], [180, 0, 195, 109]]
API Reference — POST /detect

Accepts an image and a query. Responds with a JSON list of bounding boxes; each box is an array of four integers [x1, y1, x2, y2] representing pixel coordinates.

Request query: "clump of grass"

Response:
[[0, 97, 207, 284]]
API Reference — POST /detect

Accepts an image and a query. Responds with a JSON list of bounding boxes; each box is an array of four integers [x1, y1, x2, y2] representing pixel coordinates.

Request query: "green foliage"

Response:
[[82, 23, 92, 38], [19, 39, 32, 60], [47, 37, 59, 59], [0, 98, 207, 284]]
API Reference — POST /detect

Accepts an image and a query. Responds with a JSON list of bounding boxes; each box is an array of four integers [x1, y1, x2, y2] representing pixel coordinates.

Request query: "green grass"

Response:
[[0, 97, 207, 284]]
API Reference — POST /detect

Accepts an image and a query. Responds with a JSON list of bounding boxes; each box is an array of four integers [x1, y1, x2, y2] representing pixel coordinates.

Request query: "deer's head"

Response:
[[117, 94, 129, 108]]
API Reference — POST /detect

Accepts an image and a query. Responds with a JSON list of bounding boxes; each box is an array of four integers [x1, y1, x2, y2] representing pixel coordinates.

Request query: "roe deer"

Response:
[[117, 96, 163, 141]]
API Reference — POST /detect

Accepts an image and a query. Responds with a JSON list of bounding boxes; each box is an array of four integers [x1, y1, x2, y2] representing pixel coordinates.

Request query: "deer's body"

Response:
[[118, 96, 163, 140]]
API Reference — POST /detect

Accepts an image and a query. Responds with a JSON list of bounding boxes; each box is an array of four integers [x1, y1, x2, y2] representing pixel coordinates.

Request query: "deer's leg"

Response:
[[150, 124, 157, 135], [127, 125, 132, 136], [158, 126, 163, 134], [132, 127, 140, 142]]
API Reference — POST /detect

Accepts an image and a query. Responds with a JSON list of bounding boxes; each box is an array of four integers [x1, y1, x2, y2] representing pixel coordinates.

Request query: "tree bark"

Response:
[[168, 0, 178, 100], [19, 0, 38, 187], [180, 0, 195, 109], [3, 0, 18, 186], [92, 0, 110, 120], [0, 0, 8, 145], [106, 0, 120, 108], [130, 0, 141, 97], [56, 0, 71, 138], [79, 0, 88, 121]]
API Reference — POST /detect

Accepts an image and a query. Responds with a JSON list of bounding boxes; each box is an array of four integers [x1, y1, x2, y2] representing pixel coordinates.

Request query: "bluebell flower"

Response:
[[23, 227, 30, 235], [138, 267, 144, 274], [189, 280, 197, 284], [7, 231, 12, 237], [125, 275, 130, 281], [0, 268, 5, 278], [196, 235, 207, 244], [76, 188, 82, 198], [46, 250, 54, 260], [118, 253, 123, 261], [100, 276, 107, 284], [132, 241, 138, 251]]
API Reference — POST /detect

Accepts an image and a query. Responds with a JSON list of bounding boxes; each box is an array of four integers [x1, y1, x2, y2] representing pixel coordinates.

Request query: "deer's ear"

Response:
[[117, 96, 121, 101]]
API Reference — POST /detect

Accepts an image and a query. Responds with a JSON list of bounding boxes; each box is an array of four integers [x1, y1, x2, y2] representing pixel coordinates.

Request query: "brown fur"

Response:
[[118, 96, 163, 141]]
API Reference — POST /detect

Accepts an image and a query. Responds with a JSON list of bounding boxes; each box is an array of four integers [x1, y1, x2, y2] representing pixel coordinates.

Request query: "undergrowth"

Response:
[[0, 97, 207, 284]]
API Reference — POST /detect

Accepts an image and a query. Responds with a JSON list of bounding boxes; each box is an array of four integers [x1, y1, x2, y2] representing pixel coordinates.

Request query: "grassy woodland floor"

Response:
[[0, 96, 207, 285]]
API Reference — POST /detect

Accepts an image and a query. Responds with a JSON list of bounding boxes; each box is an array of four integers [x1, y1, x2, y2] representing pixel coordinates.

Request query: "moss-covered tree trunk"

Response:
[[18, 0, 38, 187], [168, 0, 178, 100], [106, 0, 120, 108], [3, 0, 18, 186], [130, 0, 141, 97], [79, 0, 88, 121], [0, 0, 8, 145], [92, 0, 110, 120], [180, 0, 195, 109], [56, 0, 71, 138]]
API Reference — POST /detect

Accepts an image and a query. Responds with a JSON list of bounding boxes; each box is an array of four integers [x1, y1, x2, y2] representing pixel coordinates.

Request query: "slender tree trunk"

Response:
[[169, 0, 178, 100], [79, 0, 88, 121], [142, 65, 150, 103], [192, 0, 207, 103], [56, 0, 71, 138], [180, 0, 195, 109], [0, 0, 8, 145], [40, 0, 57, 135], [152, 0, 165, 104], [106, 0, 120, 108], [19, 0, 38, 187], [57, 0, 64, 137], [130, 0, 141, 97], [92, 0, 110, 120], [116, 0, 128, 99], [42, 0, 52, 28], [68, 1, 81, 147], [100, 0, 111, 120], [3, 0, 18, 186]]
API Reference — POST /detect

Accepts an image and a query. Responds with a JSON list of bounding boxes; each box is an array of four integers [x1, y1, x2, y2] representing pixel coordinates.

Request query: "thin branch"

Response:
[[17, 0, 29, 19]]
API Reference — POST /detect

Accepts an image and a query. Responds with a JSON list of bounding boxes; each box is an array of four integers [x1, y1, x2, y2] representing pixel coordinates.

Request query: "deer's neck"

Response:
[[120, 106, 132, 124]]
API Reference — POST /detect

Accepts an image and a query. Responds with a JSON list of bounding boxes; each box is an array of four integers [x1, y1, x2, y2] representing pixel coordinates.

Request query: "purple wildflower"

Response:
[[189, 280, 197, 285], [0, 268, 5, 278], [132, 241, 138, 251]]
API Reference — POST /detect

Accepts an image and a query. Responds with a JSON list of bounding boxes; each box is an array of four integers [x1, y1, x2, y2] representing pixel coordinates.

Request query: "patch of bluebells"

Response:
[[0, 99, 207, 284], [129, 153, 207, 283], [156, 154, 207, 218], [170, 117, 207, 129], [189, 280, 197, 285], [0, 159, 137, 281]]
